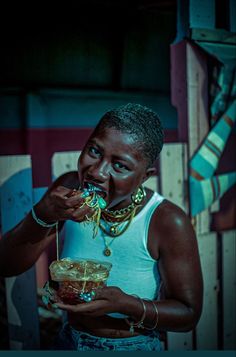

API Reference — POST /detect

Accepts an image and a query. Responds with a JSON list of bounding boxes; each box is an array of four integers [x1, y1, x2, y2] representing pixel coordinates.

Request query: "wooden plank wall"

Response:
[[187, 41, 235, 350], [170, 34, 236, 352]]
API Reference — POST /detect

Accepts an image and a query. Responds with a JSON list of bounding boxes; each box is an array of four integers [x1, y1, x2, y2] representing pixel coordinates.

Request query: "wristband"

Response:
[[125, 295, 146, 334], [31, 206, 58, 228]]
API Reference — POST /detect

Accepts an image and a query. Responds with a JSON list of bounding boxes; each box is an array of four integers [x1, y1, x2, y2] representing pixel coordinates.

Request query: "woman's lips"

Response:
[[84, 182, 107, 199]]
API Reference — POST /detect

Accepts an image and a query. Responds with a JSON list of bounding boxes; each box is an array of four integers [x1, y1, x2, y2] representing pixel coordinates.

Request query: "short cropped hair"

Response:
[[97, 103, 164, 167]]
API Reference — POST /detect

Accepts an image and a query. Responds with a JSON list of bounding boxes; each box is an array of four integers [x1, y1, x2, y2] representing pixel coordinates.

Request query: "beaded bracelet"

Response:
[[125, 295, 146, 334], [31, 206, 58, 228], [31, 206, 60, 260]]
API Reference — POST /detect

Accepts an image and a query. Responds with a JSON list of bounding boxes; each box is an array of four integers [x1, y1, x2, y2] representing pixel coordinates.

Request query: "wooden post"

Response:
[[196, 232, 218, 349], [186, 41, 212, 235]]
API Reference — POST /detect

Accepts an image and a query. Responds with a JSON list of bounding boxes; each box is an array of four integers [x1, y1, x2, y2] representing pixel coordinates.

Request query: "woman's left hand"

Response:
[[55, 286, 125, 317]]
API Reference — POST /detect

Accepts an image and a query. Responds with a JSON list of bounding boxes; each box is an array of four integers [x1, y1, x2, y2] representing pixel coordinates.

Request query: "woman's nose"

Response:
[[87, 161, 109, 182]]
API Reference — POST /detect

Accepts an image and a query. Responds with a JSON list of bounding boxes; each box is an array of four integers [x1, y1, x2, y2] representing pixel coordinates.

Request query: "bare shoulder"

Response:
[[49, 171, 79, 191], [155, 199, 191, 229], [152, 199, 196, 251]]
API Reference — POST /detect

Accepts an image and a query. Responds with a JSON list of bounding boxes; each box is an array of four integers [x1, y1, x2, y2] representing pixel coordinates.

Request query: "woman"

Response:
[[0, 103, 203, 351]]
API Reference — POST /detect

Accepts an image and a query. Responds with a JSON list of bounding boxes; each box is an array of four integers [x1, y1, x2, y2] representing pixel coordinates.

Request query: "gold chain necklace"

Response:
[[98, 186, 146, 244], [103, 186, 146, 217], [99, 205, 139, 239], [100, 207, 138, 256], [76, 186, 146, 254]]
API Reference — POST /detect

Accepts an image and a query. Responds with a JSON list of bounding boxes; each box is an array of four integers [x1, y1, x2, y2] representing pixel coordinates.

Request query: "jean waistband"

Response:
[[67, 322, 160, 343]]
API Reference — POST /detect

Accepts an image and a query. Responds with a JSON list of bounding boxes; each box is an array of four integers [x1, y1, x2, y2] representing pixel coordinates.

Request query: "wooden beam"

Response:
[[191, 28, 236, 44]]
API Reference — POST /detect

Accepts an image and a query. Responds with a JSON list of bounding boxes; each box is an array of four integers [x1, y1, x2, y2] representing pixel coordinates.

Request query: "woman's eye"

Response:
[[89, 147, 101, 156], [114, 162, 129, 171]]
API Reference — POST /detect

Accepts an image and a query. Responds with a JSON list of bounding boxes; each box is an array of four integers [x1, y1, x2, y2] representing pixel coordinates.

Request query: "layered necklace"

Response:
[[77, 185, 146, 256], [99, 186, 146, 256], [100, 203, 139, 237], [99, 207, 138, 256]]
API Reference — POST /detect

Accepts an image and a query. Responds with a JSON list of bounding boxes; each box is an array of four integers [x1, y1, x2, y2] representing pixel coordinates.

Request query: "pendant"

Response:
[[110, 225, 118, 236], [103, 247, 112, 256]]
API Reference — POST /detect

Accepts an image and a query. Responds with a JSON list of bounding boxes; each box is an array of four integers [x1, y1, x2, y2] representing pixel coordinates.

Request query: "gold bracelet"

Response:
[[125, 295, 146, 334], [143, 299, 159, 330]]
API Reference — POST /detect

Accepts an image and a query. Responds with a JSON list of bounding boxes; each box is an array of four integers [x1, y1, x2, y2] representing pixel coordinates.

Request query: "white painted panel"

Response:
[[198, 210, 211, 236], [0, 155, 31, 186], [143, 175, 158, 192], [52, 151, 81, 179], [159, 143, 188, 212]]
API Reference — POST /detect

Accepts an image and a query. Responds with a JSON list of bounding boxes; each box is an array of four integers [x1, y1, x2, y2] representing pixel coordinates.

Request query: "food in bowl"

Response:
[[43, 258, 112, 305]]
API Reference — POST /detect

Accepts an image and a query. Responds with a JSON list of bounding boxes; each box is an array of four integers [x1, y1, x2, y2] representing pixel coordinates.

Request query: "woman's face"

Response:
[[78, 127, 153, 210]]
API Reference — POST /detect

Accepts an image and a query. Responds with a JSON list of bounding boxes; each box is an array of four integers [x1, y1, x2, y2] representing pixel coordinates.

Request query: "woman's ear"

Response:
[[142, 167, 157, 183]]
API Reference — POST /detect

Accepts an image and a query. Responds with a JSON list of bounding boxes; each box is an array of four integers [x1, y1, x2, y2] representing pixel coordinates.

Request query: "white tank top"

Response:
[[61, 191, 165, 316]]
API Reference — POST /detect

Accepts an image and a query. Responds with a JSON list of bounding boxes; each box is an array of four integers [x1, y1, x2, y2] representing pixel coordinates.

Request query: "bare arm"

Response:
[[0, 172, 94, 277], [112, 201, 203, 332], [119, 201, 203, 332], [147, 200, 203, 331]]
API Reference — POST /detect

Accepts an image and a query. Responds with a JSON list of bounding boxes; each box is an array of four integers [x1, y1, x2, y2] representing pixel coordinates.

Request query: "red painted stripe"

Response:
[[224, 115, 234, 128], [190, 168, 204, 181]]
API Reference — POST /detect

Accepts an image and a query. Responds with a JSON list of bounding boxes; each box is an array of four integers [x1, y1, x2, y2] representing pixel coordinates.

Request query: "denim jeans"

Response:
[[53, 322, 163, 351]]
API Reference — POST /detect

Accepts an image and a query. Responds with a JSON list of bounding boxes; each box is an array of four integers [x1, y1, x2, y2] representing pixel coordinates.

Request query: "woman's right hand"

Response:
[[34, 186, 95, 224]]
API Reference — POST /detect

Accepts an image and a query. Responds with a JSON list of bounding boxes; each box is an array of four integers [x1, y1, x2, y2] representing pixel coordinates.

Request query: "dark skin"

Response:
[[0, 127, 203, 338]]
